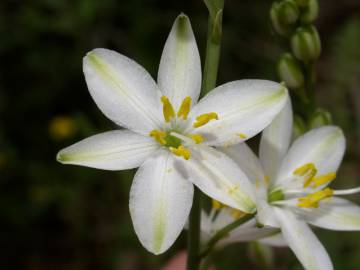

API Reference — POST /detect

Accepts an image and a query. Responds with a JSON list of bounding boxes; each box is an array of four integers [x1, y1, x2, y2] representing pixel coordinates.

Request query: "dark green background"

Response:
[[0, 0, 359, 269]]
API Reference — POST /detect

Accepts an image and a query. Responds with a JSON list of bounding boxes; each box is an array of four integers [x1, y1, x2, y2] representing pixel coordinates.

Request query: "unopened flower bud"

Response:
[[291, 26, 321, 61], [296, 0, 310, 7], [301, 0, 319, 23], [277, 53, 304, 89], [278, 0, 300, 25], [270, 1, 298, 36], [309, 108, 333, 128]]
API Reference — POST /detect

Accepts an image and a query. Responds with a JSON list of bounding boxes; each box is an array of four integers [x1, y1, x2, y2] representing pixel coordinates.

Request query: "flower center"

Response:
[[149, 96, 219, 160]]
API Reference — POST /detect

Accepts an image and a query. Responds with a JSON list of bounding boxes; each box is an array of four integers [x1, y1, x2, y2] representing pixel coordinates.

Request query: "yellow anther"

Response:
[[264, 175, 270, 185], [177, 96, 192, 120], [237, 133, 247, 139], [149, 129, 167, 145], [230, 209, 246, 219], [189, 134, 204, 144], [297, 188, 333, 208], [193, 112, 218, 128], [293, 163, 318, 188], [312, 173, 336, 188], [161, 96, 175, 122], [212, 199, 223, 210], [170, 145, 191, 160], [293, 163, 316, 176], [303, 168, 318, 188]]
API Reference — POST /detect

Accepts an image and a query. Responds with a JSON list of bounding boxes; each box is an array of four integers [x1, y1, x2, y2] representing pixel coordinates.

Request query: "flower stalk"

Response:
[[187, 1, 225, 269]]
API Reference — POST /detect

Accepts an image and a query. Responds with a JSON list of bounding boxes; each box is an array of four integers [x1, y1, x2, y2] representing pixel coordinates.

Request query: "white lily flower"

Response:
[[200, 200, 286, 249], [57, 14, 288, 254], [221, 100, 360, 270]]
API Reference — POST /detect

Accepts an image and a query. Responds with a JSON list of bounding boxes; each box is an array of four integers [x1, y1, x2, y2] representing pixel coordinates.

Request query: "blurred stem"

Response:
[[199, 214, 255, 258], [187, 187, 201, 270], [187, 2, 225, 270]]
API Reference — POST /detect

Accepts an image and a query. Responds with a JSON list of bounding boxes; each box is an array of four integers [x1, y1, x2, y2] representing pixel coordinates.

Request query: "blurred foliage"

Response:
[[0, 0, 359, 269]]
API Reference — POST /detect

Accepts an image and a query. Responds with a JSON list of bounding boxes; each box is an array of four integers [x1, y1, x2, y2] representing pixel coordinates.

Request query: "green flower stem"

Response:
[[187, 187, 202, 270], [201, 0, 225, 96], [199, 214, 254, 259], [187, 1, 225, 270]]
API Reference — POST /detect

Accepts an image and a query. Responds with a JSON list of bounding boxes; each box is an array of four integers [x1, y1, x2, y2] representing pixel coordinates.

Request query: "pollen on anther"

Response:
[[193, 112, 218, 128]]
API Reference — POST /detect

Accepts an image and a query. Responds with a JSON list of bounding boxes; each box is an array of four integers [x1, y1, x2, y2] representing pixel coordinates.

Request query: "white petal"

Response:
[[274, 208, 333, 270], [83, 48, 163, 135], [219, 219, 280, 246], [275, 126, 345, 188], [158, 14, 201, 109], [129, 150, 194, 254], [188, 80, 288, 146], [259, 98, 293, 182], [256, 200, 280, 228], [296, 197, 360, 231], [180, 146, 256, 213], [57, 130, 158, 170], [259, 233, 287, 247], [218, 143, 266, 187]]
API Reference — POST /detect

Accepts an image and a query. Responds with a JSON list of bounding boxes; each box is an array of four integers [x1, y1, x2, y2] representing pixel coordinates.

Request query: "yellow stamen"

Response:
[[312, 172, 336, 188], [293, 163, 318, 188], [297, 188, 333, 208], [264, 175, 270, 185], [177, 96, 192, 120], [230, 209, 246, 219], [237, 133, 247, 139], [293, 163, 316, 176], [170, 145, 191, 160], [193, 112, 218, 128], [189, 134, 204, 144], [212, 199, 223, 210], [149, 130, 167, 145], [161, 96, 175, 122]]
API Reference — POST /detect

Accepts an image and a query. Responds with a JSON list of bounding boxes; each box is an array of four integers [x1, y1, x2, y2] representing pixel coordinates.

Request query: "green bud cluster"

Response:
[[270, 0, 322, 110]]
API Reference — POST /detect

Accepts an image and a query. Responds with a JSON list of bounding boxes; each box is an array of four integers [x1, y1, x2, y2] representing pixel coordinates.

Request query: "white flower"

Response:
[[57, 14, 288, 254], [221, 100, 360, 270]]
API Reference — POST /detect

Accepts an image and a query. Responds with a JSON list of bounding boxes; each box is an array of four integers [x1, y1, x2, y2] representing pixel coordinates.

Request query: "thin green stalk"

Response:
[[187, 188, 201, 270], [199, 214, 254, 259], [201, 0, 225, 96], [187, 1, 224, 270]]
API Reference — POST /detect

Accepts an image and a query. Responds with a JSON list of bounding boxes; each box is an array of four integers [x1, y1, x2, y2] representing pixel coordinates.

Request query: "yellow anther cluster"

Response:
[[161, 96, 176, 122], [177, 96, 192, 120], [297, 188, 333, 208], [293, 163, 336, 189], [237, 133, 247, 139], [189, 134, 204, 144], [149, 130, 167, 145], [193, 112, 218, 128], [170, 145, 191, 160]]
